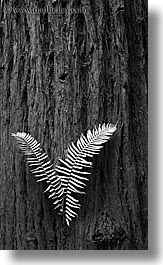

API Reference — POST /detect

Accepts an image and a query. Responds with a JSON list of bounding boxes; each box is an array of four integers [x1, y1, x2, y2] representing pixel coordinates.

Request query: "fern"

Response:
[[11, 132, 64, 211], [12, 123, 117, 226]]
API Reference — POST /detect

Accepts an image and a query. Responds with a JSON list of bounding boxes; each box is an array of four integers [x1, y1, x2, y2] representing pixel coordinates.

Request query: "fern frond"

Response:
[[11, 132, 64, 211], [12, 122, 117, 226], [55, 123, 117, 226]]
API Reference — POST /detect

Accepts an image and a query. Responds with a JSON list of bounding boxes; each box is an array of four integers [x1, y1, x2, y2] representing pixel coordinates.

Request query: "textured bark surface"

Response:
[[0, 0, 147, 249]]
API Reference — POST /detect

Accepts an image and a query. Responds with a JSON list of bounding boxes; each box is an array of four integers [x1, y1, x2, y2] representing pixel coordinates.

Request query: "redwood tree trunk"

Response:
[[0, 0, 147, 250]]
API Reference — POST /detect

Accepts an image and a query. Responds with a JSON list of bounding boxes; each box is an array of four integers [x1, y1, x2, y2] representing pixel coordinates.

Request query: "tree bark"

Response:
[[0, 0, 148, 250]]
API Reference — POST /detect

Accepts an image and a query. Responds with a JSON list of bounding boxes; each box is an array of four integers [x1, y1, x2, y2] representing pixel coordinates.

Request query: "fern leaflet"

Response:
[[11, 132, 64, 211], [55, 123, 117, 225]]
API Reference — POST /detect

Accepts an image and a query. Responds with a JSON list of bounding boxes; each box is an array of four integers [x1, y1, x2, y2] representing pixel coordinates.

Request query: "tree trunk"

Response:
[[0, 0, 148, 250]]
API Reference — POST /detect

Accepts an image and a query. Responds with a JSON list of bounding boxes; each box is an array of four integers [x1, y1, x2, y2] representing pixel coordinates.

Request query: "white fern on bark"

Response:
[[12, 123, 117, 226]]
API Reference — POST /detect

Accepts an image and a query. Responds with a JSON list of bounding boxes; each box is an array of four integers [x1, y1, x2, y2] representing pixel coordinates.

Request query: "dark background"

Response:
[[0, 0, 148, 250]]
